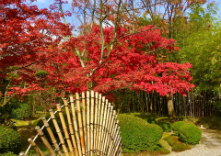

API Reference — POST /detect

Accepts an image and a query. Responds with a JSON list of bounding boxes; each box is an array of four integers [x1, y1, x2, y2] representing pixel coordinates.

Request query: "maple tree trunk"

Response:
[[166, 93, 175, 118]]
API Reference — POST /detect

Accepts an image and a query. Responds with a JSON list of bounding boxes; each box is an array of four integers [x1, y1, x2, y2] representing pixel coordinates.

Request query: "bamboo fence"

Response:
[[20, 91, 122, 156]]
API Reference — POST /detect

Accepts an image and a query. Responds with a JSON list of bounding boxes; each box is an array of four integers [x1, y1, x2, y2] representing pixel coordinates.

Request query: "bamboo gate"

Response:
[[19, 91, 122, 156]]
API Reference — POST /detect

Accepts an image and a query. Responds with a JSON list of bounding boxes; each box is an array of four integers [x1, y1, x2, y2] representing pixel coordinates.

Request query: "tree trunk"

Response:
[[166, 93, 175, 118]]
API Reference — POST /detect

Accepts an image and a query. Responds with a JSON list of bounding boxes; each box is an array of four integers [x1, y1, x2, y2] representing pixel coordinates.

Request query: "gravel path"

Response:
[[166, 129, 221, 156]]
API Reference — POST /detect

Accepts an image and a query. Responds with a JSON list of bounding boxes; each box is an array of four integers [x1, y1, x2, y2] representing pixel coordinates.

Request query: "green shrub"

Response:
[[158, 120, 172, 132], [0, 126, 21, 154], [12, 103, 32, 120], [172, 121, 186, 135], [1, 151, 18, 156], [179, 123, 202, 145], [117, 114, 163, 153]]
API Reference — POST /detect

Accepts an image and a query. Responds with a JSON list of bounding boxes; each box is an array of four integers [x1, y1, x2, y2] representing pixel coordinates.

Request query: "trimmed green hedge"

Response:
[[172, 121, 202, 145], [172, 121, 186, 135], [118, 114, 163, 153], [0, 126, 21, 154], [179, 123, 202, 145]]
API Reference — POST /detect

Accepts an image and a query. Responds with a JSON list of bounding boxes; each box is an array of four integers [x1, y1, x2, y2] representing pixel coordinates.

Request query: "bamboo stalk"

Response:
[[76, 92, 85, 155], [56, 104, 74, 156], [113, 137, 121, 156], [41, 117, 63, 156], [109, 121, 119, 155], [101, 103, 112, 154], [107, 111, 116, 156], [96, 94, 102, 155], [100, 99, 108, 155], [70, 94, 83, 156], [28, 138, 45, 156], [81, 92, 87, 149], [90, 90, 95, 155], [63, 98, 78, 156], [35, 126, 56, 156], [103, 106, 114, 155], [97, 96, 105, 155], [49, 109, 69, 156], [94, 92, 98, 153], [86, 91, 90, 156]]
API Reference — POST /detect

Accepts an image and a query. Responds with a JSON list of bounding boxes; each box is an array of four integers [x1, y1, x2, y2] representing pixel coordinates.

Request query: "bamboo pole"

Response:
[[94, 92, 98, 154], [56, 104, 74, 156], [97, 96, 105, 155], [100, 99, 108, 155], [63, 98, 78, 156], [81, 92, 87, 149], [103, 106, 114, 155], [86, 91, 90, 156], [70, 94, 83, 156], [35, 126, 56, 156], [28, 138, 45, 156], [101, 104, 112, 154], [109, 122, 120, 155], [113, 136, 121, 156], [49, 109, 69, 156], [107, 112, 116, 156], [90, 90, 95, 155], [96, 94, 102, 155], [41, 117, 63, 156], [75, 92, 86, 155]]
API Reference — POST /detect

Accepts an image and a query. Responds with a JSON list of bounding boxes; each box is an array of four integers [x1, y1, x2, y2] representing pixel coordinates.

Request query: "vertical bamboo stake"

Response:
[[97, 96, 105, 155], [28, 138, 45, 156], [49, 109, 69, 156], [107, 111, 116, 156], [86, 91, 91, 156], [100, 99, 108, 155], [81, 92, 87, 148], [41, 117, 63, 156], [90, 90, 95, 155], [101, 104, 112, 154], [63, 99, 78, 156], [35, 126, 56, 156], [76, 92, 86, 155], [103, 107, 114, 155], [113, 137, 121, 156], [70, 94, 83, 156], [56, 104, 74, 156], [94, 92, 98, 153], [109, 121, 119, 156], [96, 94, 102, 155]]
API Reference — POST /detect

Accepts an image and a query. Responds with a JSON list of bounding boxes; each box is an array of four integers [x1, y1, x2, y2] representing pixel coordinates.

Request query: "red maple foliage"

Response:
[[0, 0, 71, 96], [39, 25, 194, 97]]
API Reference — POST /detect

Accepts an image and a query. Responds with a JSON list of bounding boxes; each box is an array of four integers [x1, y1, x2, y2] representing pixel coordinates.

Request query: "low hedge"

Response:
[[0, 126, 21, 154], [172, 121, 186, 135], [179, 123, 202, 145], [117, 114, 163, 153]]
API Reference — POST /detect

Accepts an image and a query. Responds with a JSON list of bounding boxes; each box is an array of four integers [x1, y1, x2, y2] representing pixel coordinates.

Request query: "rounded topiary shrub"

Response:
[[12, 103, 32, 120], [172, 121, 186, 135], [118, 114, 163, 153], [179, 123, 202, 145], [0, 126, 21, 154]]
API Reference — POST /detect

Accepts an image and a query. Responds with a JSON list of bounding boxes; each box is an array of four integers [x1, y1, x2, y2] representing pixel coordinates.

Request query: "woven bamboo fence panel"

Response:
[[19, 91, 122, 156]]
